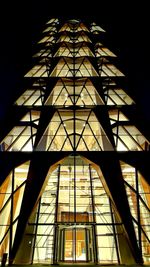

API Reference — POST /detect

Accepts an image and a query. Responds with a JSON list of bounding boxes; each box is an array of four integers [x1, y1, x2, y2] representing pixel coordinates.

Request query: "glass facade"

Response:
[[32, 155, 122, 264], [0, 18, 149, 265]]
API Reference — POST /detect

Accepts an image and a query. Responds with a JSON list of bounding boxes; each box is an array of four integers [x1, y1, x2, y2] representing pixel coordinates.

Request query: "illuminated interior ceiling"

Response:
[[0, 17, 149, 266]]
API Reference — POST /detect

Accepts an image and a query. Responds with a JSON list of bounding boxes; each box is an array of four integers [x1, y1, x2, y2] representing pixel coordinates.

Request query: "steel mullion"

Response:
[[89, 164, 98, 263], [75, 88, 83, 105], [94, 207, 114, 232], [31, 198, 42, 264], [81, 136, 89, 150], [87, 124, 103, 150], [84, 83, 97, 106], [72, 27, 77, 262], [9, 168, 15, 263], [53, 164, 61, 264], [113, 133, 130, 151], [0, 181, 26, 215], [57, 111, 71, 137], [124, 180, 150, 212], [115, 109, 120, 149], [60, 135, 69, 150], [22, 90, 36, 105], [61, 78, 74, 106], [122, 125, 143, 150], [135, 168, 142, 253], [75, 109, 92, 149], [32, 91, 44, 106], [29, 111, 34, 149], [109, 198, 121, 264], [87, 115, 103, 151], [0, 217, 19, 245], [106, 93, 118, 105], [21, 133, 36, 151], [73, 156, 76, 262], [131, 216, 150, 243], [7, 126, 28, 151], [83, 58, 94, 76], [52, 85, 65, 105], [64, 57, 72, 77], [113, 90, 128, 105], [46, 113, 62, 151]]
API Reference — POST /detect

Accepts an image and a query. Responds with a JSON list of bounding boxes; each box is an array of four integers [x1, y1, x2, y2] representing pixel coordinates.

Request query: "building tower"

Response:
[[0, 18, 150, 265]]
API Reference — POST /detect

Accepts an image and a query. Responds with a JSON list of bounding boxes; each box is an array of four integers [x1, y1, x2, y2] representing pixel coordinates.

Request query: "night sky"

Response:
[[0, 0, 150, 124]]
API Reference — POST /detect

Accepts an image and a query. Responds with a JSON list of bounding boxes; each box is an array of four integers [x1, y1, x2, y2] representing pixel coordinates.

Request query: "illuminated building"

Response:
[[0, 18, 150, 265]]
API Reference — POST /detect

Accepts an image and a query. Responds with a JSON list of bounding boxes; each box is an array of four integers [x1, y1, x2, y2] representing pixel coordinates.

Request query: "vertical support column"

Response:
[[53, 164, 61, 264], [73, 155, 76, 262], [31, 198, 41, 264], [135, 168, 142, 254], [9, 168, 15, 264], [109, 198, 121, 264], [30, 110, 34, 150], [72, 26, 76, 263], [89, 164, 98, 263], [73, 26, 76, 153], [116, 109, 120, 149]]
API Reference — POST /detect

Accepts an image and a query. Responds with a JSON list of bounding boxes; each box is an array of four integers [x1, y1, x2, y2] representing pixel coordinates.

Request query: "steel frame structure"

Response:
[[0, 18, 150, 265]]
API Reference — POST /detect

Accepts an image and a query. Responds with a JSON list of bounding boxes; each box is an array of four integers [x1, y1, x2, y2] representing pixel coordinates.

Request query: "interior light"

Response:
[[15, 168, 28, 173]]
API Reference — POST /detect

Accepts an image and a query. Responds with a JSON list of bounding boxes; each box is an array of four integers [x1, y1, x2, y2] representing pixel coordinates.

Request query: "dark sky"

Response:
[[0, 0, 150, 123]]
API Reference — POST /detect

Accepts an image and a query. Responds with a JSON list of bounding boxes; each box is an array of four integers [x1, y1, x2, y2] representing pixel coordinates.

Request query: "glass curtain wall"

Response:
[[0, 17, 149, 265], [29, 155, 122, 264], [0, 162, 30, 262]]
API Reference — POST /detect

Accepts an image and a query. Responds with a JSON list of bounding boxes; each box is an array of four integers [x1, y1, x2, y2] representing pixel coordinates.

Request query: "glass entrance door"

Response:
[[59, 226, 93, 263], [64, 228, 86, 261]]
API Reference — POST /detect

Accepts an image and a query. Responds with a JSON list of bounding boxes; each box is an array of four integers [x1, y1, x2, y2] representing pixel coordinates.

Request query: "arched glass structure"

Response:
[[0, 18, 149, 265]]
